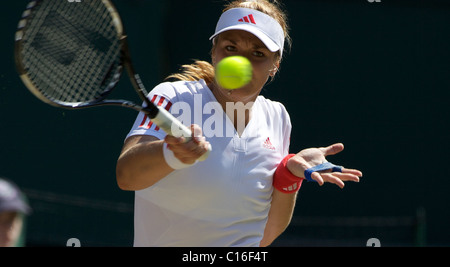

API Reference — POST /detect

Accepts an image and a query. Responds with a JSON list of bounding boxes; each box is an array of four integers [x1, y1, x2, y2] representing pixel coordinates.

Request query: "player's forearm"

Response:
[[260, 189, 297, 247], [116, 140, 173, 191]]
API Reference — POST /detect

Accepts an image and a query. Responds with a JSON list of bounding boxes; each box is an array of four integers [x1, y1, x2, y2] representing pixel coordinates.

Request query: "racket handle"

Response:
[[151, 106, 211, 161]]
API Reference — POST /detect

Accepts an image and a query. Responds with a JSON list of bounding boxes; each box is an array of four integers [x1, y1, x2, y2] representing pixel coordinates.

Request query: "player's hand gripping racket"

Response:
[[14, 0, 211, 161]]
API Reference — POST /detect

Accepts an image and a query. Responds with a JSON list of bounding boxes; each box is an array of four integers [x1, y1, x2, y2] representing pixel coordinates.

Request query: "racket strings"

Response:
[[20, 0, 122, 105]]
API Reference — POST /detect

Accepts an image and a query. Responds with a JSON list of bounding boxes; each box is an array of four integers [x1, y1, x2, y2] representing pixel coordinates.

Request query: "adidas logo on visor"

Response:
[[238, 14, 256, 24]]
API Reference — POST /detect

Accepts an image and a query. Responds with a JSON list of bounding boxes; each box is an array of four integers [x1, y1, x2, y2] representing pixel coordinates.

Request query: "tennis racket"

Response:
[[14, 0, 211, 161]]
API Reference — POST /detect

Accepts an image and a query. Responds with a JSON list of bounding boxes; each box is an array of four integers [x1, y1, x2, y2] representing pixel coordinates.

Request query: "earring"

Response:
[[270, 66, 278, 76]]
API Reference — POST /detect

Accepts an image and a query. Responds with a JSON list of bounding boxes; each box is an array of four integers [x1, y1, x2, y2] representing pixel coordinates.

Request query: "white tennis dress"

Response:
[[126, 79, 291, 247]]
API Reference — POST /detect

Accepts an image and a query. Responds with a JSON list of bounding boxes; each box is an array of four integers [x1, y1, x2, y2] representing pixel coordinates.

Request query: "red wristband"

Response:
[[273, 154, 304, 193]]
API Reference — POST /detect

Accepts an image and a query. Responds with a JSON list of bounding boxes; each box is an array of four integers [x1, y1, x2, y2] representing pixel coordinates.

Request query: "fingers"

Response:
[[165, 124, 210, 164], [310, 172, 345, 188], [342, 167, 363, 178], [321, 173, 346, 189], [191, 124, 206, 144], [310, 169, 362, 189], [164, 134, 186, 145], [311, 172, 324, 186], [319, 143, 344, 156], [166, 139, 209, 164]]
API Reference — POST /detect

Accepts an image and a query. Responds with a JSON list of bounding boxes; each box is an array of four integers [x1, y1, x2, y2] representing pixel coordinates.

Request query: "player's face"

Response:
[[212, 30, 279, 102]]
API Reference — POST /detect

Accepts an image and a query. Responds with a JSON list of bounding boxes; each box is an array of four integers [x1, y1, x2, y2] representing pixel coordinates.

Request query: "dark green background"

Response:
[[0, 0, 448, 246]]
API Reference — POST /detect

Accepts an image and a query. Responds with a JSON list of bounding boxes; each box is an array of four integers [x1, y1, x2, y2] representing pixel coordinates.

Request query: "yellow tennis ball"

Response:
[[215, 56, 252, 90]]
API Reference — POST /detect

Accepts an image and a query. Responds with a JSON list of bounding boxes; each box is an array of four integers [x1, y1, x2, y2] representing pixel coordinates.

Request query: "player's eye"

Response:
[[225, 45, 237, 52], [252, 51, 265, 57]]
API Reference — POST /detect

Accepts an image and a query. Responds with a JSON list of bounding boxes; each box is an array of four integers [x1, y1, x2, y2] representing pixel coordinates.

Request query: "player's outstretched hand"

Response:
[[286, 143, 362, 189]]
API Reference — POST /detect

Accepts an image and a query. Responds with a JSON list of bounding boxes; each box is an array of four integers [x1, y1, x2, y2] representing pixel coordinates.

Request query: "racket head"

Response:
[[14, 0, 125, 109]]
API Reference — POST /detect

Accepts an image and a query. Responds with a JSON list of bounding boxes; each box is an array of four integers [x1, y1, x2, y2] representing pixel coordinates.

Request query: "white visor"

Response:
[[209, 8, 285, 57]]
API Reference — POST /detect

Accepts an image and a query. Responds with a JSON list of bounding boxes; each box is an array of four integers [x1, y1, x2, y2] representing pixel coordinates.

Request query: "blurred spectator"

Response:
[[0, 177, 31, 247]]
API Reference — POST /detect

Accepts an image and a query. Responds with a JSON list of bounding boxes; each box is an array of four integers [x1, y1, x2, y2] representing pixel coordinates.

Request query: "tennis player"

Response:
[[0, 178, 31, 247], [116, 0, 362, 247]]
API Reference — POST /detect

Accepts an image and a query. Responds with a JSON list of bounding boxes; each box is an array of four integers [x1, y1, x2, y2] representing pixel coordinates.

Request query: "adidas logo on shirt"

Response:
[[238, 14, 256, 24], [263, 137, 276, 150]]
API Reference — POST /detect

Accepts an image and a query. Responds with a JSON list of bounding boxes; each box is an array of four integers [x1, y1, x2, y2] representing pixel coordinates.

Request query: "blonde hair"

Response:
[[166, 0, 291, 83]]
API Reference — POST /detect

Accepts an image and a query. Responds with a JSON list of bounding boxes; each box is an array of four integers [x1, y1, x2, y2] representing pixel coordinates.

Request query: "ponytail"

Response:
[[165, 60, 215, 84]]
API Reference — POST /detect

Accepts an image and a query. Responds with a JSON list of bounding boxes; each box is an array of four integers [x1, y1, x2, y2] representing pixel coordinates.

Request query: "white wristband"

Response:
[[162, 143, 195, 170]]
